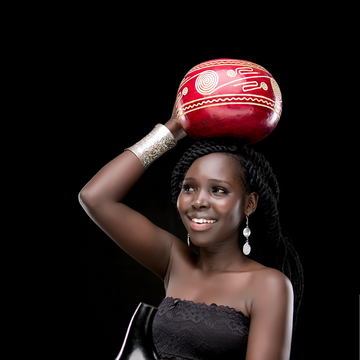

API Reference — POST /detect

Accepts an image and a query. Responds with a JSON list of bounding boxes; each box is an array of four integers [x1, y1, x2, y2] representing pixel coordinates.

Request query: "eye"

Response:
[[213, 187, 228, 194], [182, 183, 196, 192]]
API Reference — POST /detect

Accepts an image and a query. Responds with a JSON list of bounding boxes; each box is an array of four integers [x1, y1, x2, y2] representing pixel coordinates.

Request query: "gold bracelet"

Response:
[[125, 124, 177, 169]]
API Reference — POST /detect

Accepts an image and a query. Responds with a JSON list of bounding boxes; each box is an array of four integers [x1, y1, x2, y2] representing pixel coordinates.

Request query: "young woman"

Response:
[[79, 111, 304, 360]]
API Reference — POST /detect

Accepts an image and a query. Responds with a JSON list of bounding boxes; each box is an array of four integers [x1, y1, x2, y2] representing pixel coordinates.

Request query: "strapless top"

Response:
[[152, 297, 250, 360]]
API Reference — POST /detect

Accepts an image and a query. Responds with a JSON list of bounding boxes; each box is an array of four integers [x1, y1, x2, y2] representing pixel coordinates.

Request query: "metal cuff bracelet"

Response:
[[125, 124, 177, 169]]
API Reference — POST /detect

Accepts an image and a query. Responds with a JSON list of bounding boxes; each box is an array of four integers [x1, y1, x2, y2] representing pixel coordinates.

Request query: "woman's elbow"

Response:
[[78, 186, 100, 210], [78, 188, 87, 207]]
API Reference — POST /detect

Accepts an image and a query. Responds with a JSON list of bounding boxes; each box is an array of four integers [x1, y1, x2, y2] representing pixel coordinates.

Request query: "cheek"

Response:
[[177, 193, 190, 214], [231, 202, 243, 224], [218, 199, 243, 224], [177, 194, 192, 230]]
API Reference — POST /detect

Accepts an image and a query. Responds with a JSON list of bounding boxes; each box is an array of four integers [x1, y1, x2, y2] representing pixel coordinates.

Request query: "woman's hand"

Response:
[[164, 102, 187, 142]]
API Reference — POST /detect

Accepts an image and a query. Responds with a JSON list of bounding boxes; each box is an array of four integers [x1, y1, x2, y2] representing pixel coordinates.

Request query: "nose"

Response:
[[192, 189, 210, 209]]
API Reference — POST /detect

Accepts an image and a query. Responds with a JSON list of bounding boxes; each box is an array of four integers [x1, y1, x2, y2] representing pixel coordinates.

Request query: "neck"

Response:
[[197, 240, 250, 273]]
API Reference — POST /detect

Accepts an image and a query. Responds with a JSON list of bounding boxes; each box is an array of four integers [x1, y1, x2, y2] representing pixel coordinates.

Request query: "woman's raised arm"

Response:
[[78, 115, 186, 280]]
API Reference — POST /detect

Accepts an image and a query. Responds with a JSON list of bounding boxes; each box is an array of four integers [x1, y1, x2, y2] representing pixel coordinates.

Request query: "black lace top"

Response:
[[152, 297, 250, 360]]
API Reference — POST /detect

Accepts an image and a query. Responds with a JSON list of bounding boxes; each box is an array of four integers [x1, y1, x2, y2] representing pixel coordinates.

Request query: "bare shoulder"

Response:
[[251, 266, 293, 301], [255, 266, 292, 286]]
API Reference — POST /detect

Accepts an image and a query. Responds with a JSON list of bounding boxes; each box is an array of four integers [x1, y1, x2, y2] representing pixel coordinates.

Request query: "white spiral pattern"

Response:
[[195, 70, 219, 95], [227, 69, 237, 77]]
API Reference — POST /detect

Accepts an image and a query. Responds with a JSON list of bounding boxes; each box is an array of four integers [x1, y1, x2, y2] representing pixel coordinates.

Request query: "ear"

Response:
[[245, 192, 259, 216]]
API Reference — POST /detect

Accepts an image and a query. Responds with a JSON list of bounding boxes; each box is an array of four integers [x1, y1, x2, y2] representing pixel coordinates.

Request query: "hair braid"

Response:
[[171, 138, 304, 330]]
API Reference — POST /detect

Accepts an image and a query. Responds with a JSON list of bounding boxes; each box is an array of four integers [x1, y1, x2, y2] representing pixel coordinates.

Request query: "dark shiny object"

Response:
[[115, 303, 159, 360]]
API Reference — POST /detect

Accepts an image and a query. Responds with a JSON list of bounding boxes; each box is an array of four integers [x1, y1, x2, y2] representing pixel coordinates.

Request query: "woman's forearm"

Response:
[[79, 120, 185, 211], [79, 149, 145, 210]]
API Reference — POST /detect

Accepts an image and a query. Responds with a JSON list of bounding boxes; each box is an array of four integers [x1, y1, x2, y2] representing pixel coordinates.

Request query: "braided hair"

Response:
[[171, 137, 304, 330]]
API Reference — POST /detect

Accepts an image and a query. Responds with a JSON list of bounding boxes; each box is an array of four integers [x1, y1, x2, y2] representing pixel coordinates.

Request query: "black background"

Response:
[[12, 2, 357, 359]]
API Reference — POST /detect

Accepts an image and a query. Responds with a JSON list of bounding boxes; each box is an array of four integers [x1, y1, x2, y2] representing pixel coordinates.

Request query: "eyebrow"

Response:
[[184, 177, 231, 186]]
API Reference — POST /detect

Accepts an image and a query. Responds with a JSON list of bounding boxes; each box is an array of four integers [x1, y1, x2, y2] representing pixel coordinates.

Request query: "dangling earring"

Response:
[[187, 233, 191, 247], [242, 215, 251, 255]]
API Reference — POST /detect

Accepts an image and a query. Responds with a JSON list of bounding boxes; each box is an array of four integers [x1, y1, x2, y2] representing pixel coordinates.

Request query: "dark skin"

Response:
[[79, 111, 294, 360]]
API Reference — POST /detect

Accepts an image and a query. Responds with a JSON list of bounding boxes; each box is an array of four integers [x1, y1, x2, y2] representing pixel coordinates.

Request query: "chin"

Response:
[[189, 231, 222, 247]]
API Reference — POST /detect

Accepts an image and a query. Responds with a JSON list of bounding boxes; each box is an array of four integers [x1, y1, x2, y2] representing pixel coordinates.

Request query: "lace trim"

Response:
[[163, 296, 250, 320], [153, 296, 249, 360]]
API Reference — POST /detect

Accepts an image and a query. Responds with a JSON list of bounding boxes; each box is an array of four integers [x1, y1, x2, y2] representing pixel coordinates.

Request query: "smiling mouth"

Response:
[[188, 217, 217, 231], [190, 218, 217, 224]]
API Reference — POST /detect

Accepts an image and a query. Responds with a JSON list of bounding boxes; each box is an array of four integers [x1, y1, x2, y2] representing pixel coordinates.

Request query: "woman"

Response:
[[79, 110, 304, 360]]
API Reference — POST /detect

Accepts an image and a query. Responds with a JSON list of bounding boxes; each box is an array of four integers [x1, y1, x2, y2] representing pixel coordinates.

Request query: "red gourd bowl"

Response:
[[175, 59, 282, 144]]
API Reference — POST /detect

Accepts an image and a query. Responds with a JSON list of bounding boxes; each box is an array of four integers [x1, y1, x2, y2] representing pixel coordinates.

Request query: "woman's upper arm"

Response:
[[87, 200, 178, 279], [79, 150, 180, 280], [246, 269, 294, 360]]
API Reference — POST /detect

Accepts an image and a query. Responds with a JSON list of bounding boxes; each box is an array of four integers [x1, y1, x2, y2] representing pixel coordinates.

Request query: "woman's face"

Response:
[[177, 152, 253, 249]]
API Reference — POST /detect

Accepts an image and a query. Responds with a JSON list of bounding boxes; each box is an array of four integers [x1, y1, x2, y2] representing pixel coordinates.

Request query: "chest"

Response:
[[165, 266, 253, 317]]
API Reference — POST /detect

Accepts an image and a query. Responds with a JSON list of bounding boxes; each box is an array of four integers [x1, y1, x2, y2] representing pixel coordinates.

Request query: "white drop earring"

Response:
[[187, 233, 191, 247], [242, 215, 251, 255]]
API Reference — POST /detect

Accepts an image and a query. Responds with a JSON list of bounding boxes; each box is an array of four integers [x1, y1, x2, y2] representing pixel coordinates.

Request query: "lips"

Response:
[[191, 218, 216, 224], [188, 216, 217, 231]]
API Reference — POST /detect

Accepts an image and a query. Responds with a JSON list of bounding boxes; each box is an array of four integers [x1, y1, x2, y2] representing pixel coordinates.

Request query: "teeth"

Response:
[[191, 218, 216, 224]]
